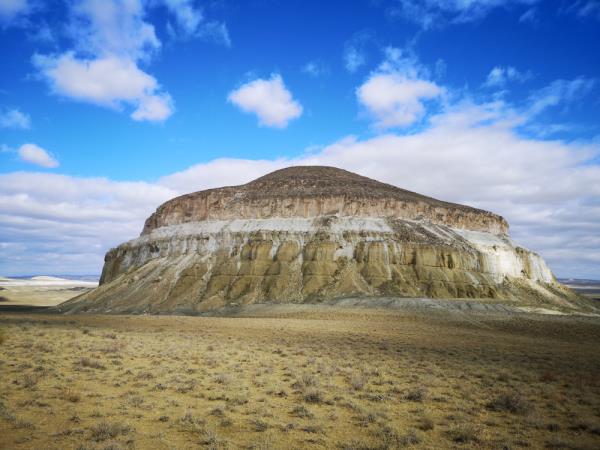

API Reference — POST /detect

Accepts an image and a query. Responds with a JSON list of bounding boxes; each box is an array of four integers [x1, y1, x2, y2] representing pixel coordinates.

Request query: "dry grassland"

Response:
[[1, 308, 599, 449]]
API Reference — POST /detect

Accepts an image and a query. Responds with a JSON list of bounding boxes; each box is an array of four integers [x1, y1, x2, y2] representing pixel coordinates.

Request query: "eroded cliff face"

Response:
[[60, 217, 582, 314], [58, 166, 585, 314], [141, 194, 508, 235]]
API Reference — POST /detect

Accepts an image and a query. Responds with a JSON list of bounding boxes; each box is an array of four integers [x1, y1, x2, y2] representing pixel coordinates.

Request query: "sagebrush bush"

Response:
[[89, 420, 131, 442], [487, 392, 530, 414]]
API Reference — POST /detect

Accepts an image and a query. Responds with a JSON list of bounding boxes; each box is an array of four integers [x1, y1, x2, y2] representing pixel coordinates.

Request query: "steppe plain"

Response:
[[1, 286, 600, 449]]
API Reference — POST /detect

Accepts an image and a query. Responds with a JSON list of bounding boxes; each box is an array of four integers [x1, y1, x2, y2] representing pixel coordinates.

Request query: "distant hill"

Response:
[[6, 275, 100, 282], [559, 279, 600, 302]]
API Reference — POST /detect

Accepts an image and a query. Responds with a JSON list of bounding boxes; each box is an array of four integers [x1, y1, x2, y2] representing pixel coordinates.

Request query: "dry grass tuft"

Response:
[[447, 423, 480, 443], [89, 420, 131, 442], [61, 388, 81, 403], [487, 391, 531, 414], [302, 388, 324, 404], [77, 357, 106, 370], [403, 386, 426, 402]]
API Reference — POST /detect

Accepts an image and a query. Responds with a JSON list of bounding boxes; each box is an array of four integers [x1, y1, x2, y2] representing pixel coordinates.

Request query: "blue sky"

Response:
[[0, 0, 599, 278]]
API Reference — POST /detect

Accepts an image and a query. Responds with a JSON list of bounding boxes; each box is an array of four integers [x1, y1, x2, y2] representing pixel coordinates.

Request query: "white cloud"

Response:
[[484, 66, 531, 88], [0, 108, 30, 129], [195, 20, 231, 47], [566, 1, 600, 20], [357, 74, 443, 128], [344, 46, 366, 73], [130, 91, 174, 122], [34, 53, 174, 122], [227, 74, 303, 128], [0, 0, 29, 24], [162, 0, 231, 46], [17, 143, 59, 168], [159, 158, 288, 193], [519, 7, 538, 23], [389, 0, 540, 29], [528, 77, 596, 115], [0, 172, 175, 275], [33, 0, 170, 122], [302, 60, 329, 78], [31, 0, 228, 123], [162, 0, 202, 35], [357, 47, 443, 129], [343, 31, 372, 73], [69, 0, 160, 61]]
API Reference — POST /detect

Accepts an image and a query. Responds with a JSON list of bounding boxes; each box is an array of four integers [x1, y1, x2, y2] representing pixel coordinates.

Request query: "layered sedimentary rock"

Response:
[[60, 166, 585, 314]]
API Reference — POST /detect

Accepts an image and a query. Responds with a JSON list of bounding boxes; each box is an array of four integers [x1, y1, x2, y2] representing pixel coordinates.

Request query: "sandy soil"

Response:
[[1, 307, 599, 449]]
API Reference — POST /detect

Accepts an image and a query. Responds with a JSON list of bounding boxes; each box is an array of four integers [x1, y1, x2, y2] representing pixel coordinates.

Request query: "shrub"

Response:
[[215, 373, 232, 385], [210, 407, 225, 417], [447, 424, 480, 443], [292, 405, 314, 418], [378, 426, 421, 448], [487, 392, 530, 414], [89, 421, 131, 442], [298, 373, 318, 388], [62, 389, 81, 403], [77, 357, 105, 370], [403, 387, 426, 402], [22, 374, 38, 389], [303, 388, 324, 404], [302, 424, 323, 434], [418, 417, 435, 431], [15, 419, 35, 429], [350, 373, 366, 391], [250, 419, 269, 432]]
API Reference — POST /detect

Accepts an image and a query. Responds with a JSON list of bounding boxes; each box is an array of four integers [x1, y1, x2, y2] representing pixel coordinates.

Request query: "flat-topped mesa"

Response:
[[57, 165, 592, 315], [142, 166, 508, 235]]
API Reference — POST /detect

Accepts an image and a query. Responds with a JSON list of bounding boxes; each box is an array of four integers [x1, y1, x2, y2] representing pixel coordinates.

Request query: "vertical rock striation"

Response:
[[59, 166, 586, 314]]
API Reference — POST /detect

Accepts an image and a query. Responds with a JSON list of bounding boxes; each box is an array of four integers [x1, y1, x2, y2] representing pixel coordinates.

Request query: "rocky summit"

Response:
[[59, 166, 586, 314]]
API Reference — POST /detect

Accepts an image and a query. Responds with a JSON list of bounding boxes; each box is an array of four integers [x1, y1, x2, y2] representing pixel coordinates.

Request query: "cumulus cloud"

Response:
[[34, 53, 173, 122], [227, 74, 303, 128], [68, 0, 160, 61], [357, 47, 443, 128], [484, 66, 532, 88], [31, 0, 228, 122], [357, 75, 443, 128], [17, 143, 59, 168], [0, 108, 30, 129], [389, 0, 540, 29], [32, 0, 172, 122], [0, 0, 30, 24]]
